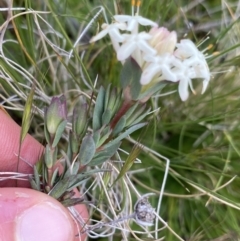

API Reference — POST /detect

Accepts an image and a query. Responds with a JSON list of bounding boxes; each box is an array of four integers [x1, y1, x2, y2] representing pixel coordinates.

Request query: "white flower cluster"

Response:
[[90, 13, 210, 101]]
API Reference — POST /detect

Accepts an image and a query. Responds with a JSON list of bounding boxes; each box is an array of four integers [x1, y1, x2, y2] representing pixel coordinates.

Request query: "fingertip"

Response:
[[0, 110, 44, 187], [0, 188, 75, 241]]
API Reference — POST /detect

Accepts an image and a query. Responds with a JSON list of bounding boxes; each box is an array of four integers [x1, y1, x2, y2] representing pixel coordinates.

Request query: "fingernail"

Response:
[[15, 202, 74, 241]]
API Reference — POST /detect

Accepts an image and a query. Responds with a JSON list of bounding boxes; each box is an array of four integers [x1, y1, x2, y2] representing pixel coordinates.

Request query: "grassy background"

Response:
[[1, 0, 240, 240]]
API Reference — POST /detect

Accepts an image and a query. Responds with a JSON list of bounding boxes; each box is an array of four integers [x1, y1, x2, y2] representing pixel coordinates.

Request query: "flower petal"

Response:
[[114, 15, 132, 22], [109, 28, 125, 42], [117, 42, 136, 61], [140, 64, 162, 85], [138, 40, 156, 56], [178, 77, 190, 101], [90, 29, 108, 42], [137, 16, 158, 27]]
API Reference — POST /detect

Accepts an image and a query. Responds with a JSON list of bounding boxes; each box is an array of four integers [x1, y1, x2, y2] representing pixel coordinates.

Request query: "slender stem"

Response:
[[84, 213, 136, 233]]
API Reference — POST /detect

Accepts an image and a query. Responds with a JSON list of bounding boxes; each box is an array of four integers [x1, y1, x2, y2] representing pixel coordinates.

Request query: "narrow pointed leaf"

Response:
[[93, 86, 105, 131], [120, 57, 142, 100], [52, 120, 67, 147], [102, 109, 112, 125], [112, 115, 126, 136], [78, 135, 96, 165], [20, 85, 35, 143], [104, 122, 147, 149], [49, 177, 70, 199], [112, 145, 142, 186], [89, 142, 121, 166], [61, 198, 85, 207]]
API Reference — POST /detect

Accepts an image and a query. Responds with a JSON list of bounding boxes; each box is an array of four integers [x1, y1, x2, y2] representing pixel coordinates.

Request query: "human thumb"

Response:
[[0, 188, 76, 241]]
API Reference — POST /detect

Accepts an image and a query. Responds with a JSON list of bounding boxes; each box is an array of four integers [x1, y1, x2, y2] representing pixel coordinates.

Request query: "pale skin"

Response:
[[0, 109, 88, 241]]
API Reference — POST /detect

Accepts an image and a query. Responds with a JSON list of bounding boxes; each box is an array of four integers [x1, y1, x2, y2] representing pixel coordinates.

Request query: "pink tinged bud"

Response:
[[45, 95, 67, 135], [149, 27, 177, 55]]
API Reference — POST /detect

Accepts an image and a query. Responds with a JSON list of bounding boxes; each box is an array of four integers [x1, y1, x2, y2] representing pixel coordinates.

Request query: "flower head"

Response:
[[45, 95, 67, 135], [173, 39, 211, 101], [117, 32, 156, 62], [90, 22, 127, 52]]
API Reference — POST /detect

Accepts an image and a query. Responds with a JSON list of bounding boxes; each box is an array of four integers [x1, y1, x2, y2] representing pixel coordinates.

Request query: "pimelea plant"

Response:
[[1, 0, 240, 240]]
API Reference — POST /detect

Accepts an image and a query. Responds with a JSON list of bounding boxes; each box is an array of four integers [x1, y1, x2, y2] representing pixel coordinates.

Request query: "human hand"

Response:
[[0, 109, 88, 241]]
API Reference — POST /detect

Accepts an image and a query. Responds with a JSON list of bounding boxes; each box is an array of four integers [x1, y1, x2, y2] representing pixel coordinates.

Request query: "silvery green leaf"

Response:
[[130, 108, 151, 126], [120, 57, 142, 100], [102, 109, 113, 125], [44, 144, 53, 168], [68, 169, 108, 188], [104, 122, 147, 149], [138, 82, 166, 100], [126, 104, 146, 127], [49, 177, 70, 199], [52, 120, 67, 148], [44, 120, 51, 145], [78, 135, 96, 165], [112, 115, 126, 136], [93, 130, 101, 147], [61, 198, 85, 207], [64, 161, 80, 177], [69, 131, 79, 154], [50, 167, 60, 187], [89, 142, 121, 166], [29, 176, 39, 191], [93, 86, 105, 131], [97, 127, 112, 147], [104, 84, 111, 111], [125, 103, 138, 120], [33, 165, 40, 190]]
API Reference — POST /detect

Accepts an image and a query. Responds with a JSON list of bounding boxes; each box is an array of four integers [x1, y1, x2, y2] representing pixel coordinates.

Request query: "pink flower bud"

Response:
[[149, 27, 177, 55], [45, 95, 67, 135]]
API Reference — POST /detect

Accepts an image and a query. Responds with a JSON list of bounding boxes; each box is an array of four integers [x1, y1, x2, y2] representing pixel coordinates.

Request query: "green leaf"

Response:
[[138, 82, 166, 101], [130, 108, 151, 126], [51, 167, 60, 187], [33, 165, 40, 190], [126, 104, 147, 127], [67, 169, 108, 188], [64, 161, 80, 177], [89, 142, 121, 166], [78, 134, 96, 165], [93, 130, 101, 147], [93, 86, 105, 131], [29, 177, 39, 191], [112, 145, 142, 186], [20, 85, 35, 143], [104, 122, 147, 149], [61, 198, 84, 207], [49, 177, 70, 199], [104, 84, 111, 111], [102, 109, 113, 125], [97, 127, 112, 147], [112, 115, 127, 136], [44, 144, 53, 168], [52, 120, 67, 148], [125, 103, 138, 120], [120, 57, 142, 100]]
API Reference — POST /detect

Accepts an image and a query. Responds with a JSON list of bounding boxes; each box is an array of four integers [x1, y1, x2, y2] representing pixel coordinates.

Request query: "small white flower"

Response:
[[114, 14, 158, 33], [173, 39, 211, 100], [90, 22, 126, 51], [140, 54, 180, 85], [117, 32, 157, 61]]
